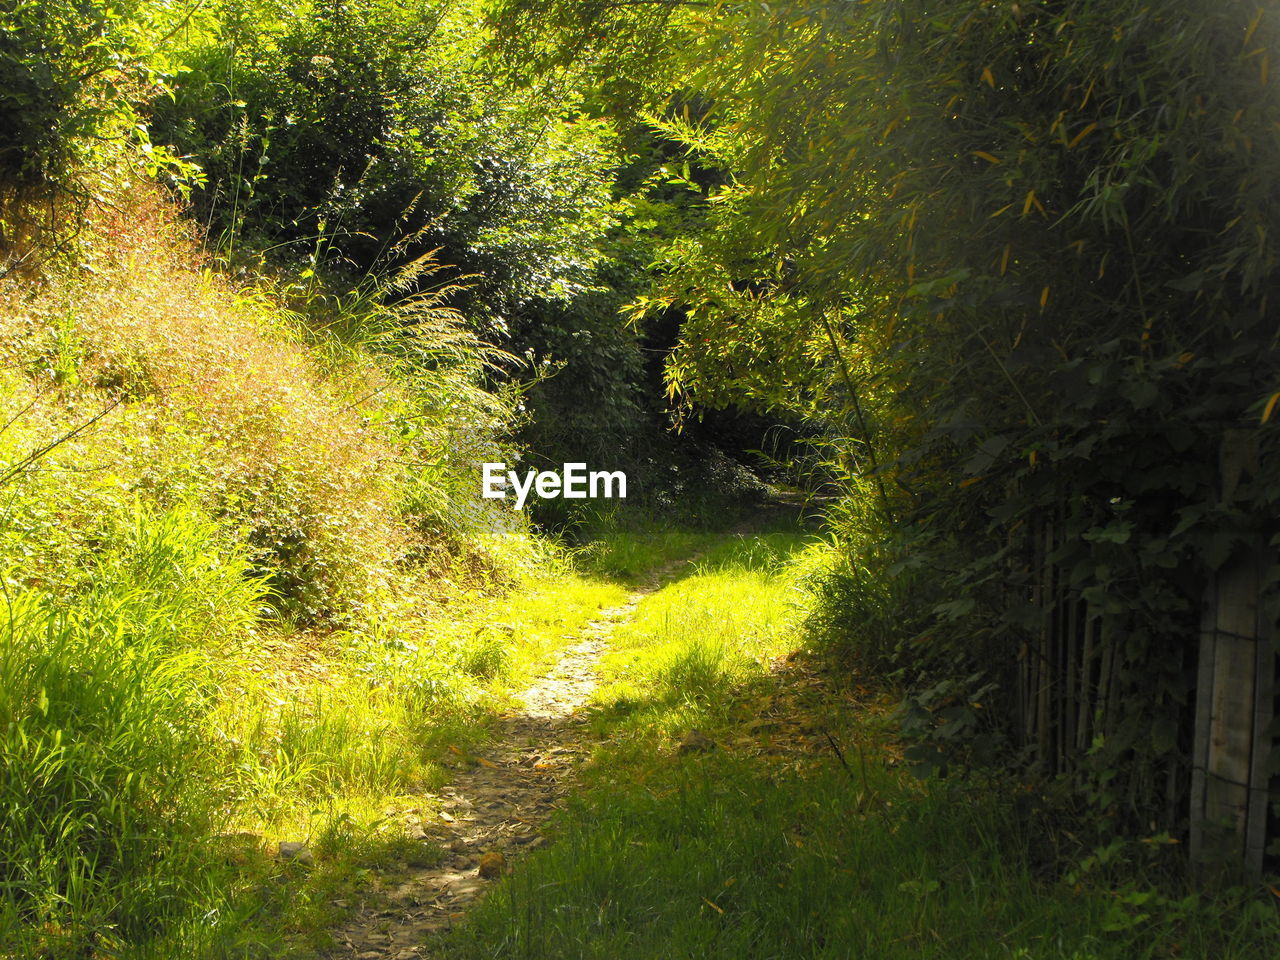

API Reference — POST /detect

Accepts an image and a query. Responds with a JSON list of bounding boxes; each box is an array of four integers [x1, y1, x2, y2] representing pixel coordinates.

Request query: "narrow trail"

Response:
[[326, 559, 689, 959]]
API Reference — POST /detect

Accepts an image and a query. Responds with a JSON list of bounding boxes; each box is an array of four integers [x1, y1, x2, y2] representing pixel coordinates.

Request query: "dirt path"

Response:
[[325, 565, 684, 959]]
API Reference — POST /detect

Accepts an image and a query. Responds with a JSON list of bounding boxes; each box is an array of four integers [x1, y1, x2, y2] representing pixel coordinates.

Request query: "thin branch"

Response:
[[824, 729, 856, 782], [973, 328, 1042, 427], [0, 398, 123, 488]]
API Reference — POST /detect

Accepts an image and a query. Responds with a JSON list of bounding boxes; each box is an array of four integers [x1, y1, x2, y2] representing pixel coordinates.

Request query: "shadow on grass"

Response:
[[427, 527, 1280, 960]]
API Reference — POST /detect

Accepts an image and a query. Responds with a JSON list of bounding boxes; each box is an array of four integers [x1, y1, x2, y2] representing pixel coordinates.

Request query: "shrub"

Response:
[[0, 0, 139, 183], [151, 0, 619, 317], [0, 185, 519, 623]]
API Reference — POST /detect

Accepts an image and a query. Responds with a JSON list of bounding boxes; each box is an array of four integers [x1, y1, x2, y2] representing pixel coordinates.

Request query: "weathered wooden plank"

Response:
[[1202, 555, 1260, 864], [1246, 549, 1274, 873], [1096, 620, 1113, 743], [1104, 623, 1123, 740], [1037, 520, 1054, 771]]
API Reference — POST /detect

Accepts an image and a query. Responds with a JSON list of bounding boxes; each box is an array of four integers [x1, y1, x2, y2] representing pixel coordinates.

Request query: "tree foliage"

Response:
[[149, 0, 621, 318], [0, 0, 199, 191], [493, 0, 1280, 834]]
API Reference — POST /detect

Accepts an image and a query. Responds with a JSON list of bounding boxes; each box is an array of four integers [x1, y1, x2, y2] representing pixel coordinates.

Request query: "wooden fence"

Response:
[[1012, 524, 1278, 875], [1189, 543, 1277, 874]]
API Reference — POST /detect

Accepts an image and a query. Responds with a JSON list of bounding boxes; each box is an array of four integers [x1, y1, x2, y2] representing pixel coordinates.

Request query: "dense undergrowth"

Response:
[[4, 0, 1279, 953], [0, 181, 588, 956]]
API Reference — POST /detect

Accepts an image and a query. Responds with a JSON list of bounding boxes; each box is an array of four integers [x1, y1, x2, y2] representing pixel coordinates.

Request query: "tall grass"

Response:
[[592, 530, 809, 737], [804, 478, 933, 678], [0, 182, 561, 955], [0, 505, 260, 957], [0, 185, 526, 626]]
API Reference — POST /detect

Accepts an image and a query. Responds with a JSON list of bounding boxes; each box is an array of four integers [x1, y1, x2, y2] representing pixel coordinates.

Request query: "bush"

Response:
[[0, 0, 136, 183], [1, 186, 520, 623], [151, 0, 619, 317]]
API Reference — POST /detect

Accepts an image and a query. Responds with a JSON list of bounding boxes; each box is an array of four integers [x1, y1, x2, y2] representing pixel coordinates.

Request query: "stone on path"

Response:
[[478, 851, 506, 879], [278, 841, 315, 866]]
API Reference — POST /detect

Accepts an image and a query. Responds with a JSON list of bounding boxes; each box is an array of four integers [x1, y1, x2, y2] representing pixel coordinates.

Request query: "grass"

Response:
[[182, 560, 635, 958], [440, 527, 1280, 960], [0, 183, 637, 958], [571, 525, 720, 585], [0, 505, 251, 957], [591, 529, 808, 739], [2, 183, 1274, 959], [447, 757, 1280, 959], [0, 508, 636, 958]]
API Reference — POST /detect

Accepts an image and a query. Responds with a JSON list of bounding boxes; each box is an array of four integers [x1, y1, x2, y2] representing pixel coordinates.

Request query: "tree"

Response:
[[492, 0, 1280, 830]]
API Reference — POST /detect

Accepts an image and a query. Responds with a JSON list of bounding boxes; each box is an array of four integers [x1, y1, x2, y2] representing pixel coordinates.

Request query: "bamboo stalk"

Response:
[[1077, 611, 1096, 753]]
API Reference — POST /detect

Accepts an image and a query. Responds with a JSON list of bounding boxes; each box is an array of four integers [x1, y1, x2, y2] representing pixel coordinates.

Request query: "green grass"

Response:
[[0, 505, 257, 958], [0, 493, 630, 957], [439, 528, 1280, 960], [572, 526, 718, 584], [445, 755, 1280, 959], [591, 529, 809, 741]]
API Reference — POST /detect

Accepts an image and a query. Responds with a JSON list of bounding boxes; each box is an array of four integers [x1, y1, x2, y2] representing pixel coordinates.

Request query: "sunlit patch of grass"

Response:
[[590, 529, 809, 741], [478, 571, 631, 690], [441, 526, 1280, 960], [405, 568, 630, 702], [574, 527, 713, 583]]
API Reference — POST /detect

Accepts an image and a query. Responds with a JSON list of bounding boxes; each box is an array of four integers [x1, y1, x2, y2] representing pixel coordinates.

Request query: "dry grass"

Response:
[[0, 184, 514, 624]]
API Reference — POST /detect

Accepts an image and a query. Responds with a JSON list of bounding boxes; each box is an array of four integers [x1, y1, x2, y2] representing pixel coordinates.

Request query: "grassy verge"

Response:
[[0, 506, 633, 959], [0, 185, 638, 959], [441, 530, 1280, 960]]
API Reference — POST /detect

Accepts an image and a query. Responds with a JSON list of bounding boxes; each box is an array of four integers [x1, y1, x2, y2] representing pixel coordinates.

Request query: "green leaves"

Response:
[[546, 0, 1280, 838], [0, 0, 198, 191], [150, 0, 622, 320]]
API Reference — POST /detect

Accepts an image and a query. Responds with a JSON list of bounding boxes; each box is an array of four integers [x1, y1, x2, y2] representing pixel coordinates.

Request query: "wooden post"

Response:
[[1189, 542, 1274, 875], [1245, 593, 1275, 870], [1064, 596, 1079, 771], [1189, 583, 1215, 865]]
